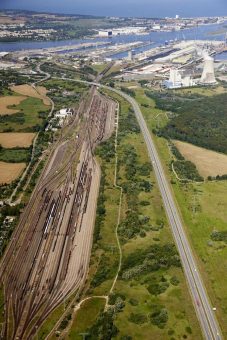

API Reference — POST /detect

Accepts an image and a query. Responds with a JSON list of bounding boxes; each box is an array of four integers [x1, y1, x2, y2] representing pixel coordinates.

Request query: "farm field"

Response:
[[174, 140, 227, 178], [11, 84, 51, 106], [0, 96, 26, 115], [0, 132, 36, 148], [0, 161, 26, 184]]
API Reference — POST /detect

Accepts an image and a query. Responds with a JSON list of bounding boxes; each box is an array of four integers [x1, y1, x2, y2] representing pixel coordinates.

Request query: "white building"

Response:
[[55, 108, 74, 118], [98, 30, 113, 37], [200, 54, 216, 85], [153, 25, 161, 30], [55, 108, 74, 126]]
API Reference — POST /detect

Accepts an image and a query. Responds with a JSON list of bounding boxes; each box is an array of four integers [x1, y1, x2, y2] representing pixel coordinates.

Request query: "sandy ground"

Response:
[[0, 133, 36, 148], [0, 162, 26, 184], [0, 96, 26, 115], [11, 85, 51, 106], [174, 140, 227, 178]]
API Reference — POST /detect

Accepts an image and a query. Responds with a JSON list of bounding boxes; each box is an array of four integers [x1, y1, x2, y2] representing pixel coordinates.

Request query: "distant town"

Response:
[[0, 10, 226, 41]]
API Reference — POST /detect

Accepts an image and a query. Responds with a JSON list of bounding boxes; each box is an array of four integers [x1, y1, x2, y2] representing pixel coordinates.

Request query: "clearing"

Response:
[[0, 133, 36, 148], [11, 84, 51, 106], [174, 140, 227, 178], [0, 96, 26, 115], [0, 162, 26, 184]]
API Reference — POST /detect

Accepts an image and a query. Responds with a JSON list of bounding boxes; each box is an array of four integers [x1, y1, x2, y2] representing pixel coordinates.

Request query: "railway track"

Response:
[[0, 88, 116, 340]]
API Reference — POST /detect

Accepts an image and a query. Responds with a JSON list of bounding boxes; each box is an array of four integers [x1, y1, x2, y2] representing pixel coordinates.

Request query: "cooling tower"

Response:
[[200, 54, 216, 85]]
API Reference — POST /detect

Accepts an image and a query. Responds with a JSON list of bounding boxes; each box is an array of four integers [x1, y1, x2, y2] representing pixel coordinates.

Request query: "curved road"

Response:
[[55, 77, 222, 340]]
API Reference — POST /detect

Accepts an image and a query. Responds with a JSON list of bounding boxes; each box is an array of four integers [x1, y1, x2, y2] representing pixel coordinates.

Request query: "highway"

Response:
[[64, 77, 222, 340], [116, 90, 222, 340]]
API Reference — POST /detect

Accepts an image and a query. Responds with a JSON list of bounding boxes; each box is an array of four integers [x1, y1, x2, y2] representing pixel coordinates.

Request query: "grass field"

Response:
[[0, 161, 26, 184], [91, 63, 107, 74], [132, 84, 227, 338], [0, 133, 36, 148], [174, 140, 227, 178], [0, 97, 49, 132], [0, 149, 30, 163], [0, 96, 26, 115], [172, 85, 227, 97], [11, 84, 51, 106], [67, 298, 106, 339]]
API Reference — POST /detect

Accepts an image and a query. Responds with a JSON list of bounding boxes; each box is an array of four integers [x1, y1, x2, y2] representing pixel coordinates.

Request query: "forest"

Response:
[[148, 91, 227, 155]]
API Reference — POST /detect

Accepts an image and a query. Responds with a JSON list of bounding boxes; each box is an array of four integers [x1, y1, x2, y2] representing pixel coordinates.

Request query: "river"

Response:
[[0, 22, 226, 54]]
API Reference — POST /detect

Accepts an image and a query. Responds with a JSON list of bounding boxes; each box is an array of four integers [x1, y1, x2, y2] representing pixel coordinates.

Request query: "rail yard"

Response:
[[0, 88, 116, 339]]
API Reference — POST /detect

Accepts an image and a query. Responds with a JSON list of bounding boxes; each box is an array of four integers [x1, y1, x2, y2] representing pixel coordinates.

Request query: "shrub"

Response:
[[149, 308, 168, 328], [170, 275, 180, 286], [129, 313, 147, 325], [129, 298, 139, 306]]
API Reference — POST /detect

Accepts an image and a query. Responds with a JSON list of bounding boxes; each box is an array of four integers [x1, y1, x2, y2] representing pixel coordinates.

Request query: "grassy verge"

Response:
[[37, 292, 78, 340], [0, 285, 4, 325]]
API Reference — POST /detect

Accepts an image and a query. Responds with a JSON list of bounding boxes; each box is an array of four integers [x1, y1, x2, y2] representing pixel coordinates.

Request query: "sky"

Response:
[[0, 0, 227, 18]]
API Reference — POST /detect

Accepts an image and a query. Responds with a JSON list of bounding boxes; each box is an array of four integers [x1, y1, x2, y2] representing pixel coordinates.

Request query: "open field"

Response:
[[0, 16, 26, 24], [11, 84, 51, 106], [67, 298, 106, 339], [0, 161, 26, 184], [0, 133, 36, 148], [0, 97, 49, 132], [131, 84, 227, 337], [0, 96, 26, 115], [174, 140, 227, 178], [172, 85, 227, 96], [0, 149, 30, 163]]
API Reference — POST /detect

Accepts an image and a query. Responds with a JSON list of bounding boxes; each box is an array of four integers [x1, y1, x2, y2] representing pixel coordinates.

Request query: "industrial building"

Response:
[[163, 69, 196, 89], [98, 30, 113, 37], [128, 50, 135, 61], [55, 108, 75, 126]]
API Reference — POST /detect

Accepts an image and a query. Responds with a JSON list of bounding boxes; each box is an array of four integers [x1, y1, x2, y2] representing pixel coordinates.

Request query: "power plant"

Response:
[[164, 69, 196, 89], [200, 53, 216, 85]]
